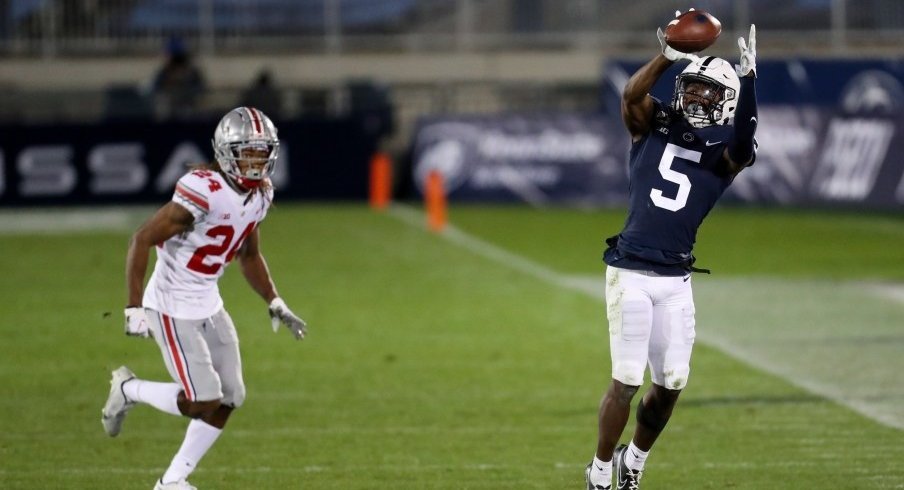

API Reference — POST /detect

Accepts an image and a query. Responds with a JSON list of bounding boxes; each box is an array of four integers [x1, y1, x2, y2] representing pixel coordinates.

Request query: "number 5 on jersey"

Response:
[[650, 143, 700, 212]]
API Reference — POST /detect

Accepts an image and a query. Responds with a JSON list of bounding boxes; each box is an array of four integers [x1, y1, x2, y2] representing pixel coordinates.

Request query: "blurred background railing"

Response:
[[4, 1, 903, 126], [3, 0, 904, 56]]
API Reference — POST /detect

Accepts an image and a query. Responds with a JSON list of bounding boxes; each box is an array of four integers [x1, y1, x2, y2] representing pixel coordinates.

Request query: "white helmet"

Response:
[[672, 56, 740, 128], [212, 106, 280, 189]]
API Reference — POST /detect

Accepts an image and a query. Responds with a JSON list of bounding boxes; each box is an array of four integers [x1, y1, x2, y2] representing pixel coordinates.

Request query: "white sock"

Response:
[[161, 419, 222, 484], [624, 442, 649, 471], [122, 379, 182, 416], [589, 455, 612, 488]]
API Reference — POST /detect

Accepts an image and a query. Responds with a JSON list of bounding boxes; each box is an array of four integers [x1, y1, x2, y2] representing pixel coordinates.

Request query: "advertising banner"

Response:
[[0, 117, 377, 206], [730, 107, 903, 209], [410, 59, 904, 210], [411, 113, 630, 207]]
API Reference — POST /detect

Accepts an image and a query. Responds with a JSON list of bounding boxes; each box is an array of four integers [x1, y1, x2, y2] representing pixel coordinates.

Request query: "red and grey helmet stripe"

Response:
[[244, 107, 264, 135]]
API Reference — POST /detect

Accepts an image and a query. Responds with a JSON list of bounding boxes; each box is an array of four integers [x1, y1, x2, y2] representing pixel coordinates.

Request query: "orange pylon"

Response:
[[369, 152, 392, 210], [425, 170, 447, 232]]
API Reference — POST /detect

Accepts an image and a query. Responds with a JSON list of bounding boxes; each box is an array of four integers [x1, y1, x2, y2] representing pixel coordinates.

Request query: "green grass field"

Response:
[[0, 203, 902, 489]]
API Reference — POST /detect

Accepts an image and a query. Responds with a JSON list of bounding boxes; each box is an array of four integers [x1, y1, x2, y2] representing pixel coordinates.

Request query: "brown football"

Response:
[[664, 10, 722, 53]]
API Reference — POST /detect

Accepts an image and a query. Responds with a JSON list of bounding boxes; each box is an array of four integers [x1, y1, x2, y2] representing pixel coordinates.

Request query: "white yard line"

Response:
[[695, 330, 904, 430], [389, 204, 904, 430], [865, 283, 904, 305], [0, 206, 153, 234]]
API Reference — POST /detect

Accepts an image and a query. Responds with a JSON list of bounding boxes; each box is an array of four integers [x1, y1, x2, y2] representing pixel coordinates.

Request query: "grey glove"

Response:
[[268, 297, 307, 340], [735, 24, 757, 77]]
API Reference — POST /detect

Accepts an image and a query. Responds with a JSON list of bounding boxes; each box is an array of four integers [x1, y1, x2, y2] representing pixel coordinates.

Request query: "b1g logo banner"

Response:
[[411, 113, 629, 206], [0, 117, 376, 205], [725, 107, 904, 210], [727, 107, 904, 209]]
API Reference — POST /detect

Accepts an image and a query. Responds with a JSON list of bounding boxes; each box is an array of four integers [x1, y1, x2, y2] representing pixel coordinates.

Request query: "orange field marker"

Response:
[[369, 152, 392, 210], [425, 170, 447, 232]]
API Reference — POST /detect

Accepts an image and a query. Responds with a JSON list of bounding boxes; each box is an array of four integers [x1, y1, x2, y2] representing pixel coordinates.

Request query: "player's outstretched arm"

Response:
[[126, 202, 194, 306], [236, 228, 277, 304], [621, 55, 672, 141], [124, 202, 194, 337], [237, 229, 307, 340], [622, 22, 697, 142], [724, 25, 758, 174]]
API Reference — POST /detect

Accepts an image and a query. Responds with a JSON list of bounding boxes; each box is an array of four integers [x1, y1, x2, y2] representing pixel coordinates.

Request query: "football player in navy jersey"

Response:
[[585, 19, 759, 490]]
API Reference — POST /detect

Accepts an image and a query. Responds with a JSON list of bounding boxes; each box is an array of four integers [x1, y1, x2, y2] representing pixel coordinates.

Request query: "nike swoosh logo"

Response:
[[594, 464, 605, 471], [750, 117, 758, 123], [705, 140, 722, 146]]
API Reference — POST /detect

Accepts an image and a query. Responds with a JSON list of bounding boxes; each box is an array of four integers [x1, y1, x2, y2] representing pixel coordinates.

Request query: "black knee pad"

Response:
[[636, 399, 668, 433]]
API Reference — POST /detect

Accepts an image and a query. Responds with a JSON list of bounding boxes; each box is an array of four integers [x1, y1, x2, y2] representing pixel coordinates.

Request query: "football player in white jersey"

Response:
[[101, 107, 307, 490]]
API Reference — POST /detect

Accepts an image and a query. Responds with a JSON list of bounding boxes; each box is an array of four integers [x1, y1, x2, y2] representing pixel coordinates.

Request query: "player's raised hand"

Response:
[[124, 306, 150, 338], [736, 24, 757, 77], [658, 8, 701, 63], [268, 297, 307, 340], [657, 27, 700, 63]]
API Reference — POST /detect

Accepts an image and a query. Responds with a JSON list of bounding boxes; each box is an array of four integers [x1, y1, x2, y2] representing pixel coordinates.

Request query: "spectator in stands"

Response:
[[240, 69, 283, 120], [151, 37, 206, 120]]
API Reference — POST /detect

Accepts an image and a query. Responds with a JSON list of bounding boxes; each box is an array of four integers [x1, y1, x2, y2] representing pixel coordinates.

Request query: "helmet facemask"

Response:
[[671, 57, 740, 128], [214, 140, 279, 190], [212, 107, 280, 191]]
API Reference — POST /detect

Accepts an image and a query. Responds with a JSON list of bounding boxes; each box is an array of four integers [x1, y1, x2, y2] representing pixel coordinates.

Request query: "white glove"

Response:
[[124, 306, 150, 338], [658, 9, 701, 63], [735, 24, 757, 77], [268, 297, 307, 340]]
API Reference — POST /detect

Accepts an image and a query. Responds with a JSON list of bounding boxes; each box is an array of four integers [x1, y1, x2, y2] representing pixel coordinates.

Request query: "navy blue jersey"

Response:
[[604, 98, 752, 276]]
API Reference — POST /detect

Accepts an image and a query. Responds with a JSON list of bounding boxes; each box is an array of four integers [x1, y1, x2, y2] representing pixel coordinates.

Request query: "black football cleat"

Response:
[[613, 444, 643, 490]]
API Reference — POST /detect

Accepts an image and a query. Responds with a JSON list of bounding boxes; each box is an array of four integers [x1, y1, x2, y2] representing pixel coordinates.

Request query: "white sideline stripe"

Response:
[[388, 204, 904, 431], [390, 205, 591, 294], [0, 207, 153, 234], [699, 331, 904, 430], [865, 283, 904, 305]]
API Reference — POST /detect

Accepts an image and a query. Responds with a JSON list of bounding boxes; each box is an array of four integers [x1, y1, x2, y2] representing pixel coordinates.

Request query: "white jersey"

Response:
[[143, 169, 273, 319]]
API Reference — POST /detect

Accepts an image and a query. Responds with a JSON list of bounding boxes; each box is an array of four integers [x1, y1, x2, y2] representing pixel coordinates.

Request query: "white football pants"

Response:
[[605, 266, 696, 390]]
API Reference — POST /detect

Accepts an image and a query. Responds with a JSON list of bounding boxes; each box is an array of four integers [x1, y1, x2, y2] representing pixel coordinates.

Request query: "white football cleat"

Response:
[[101, 366, 136, 437], [154, 479, 197, 490]]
